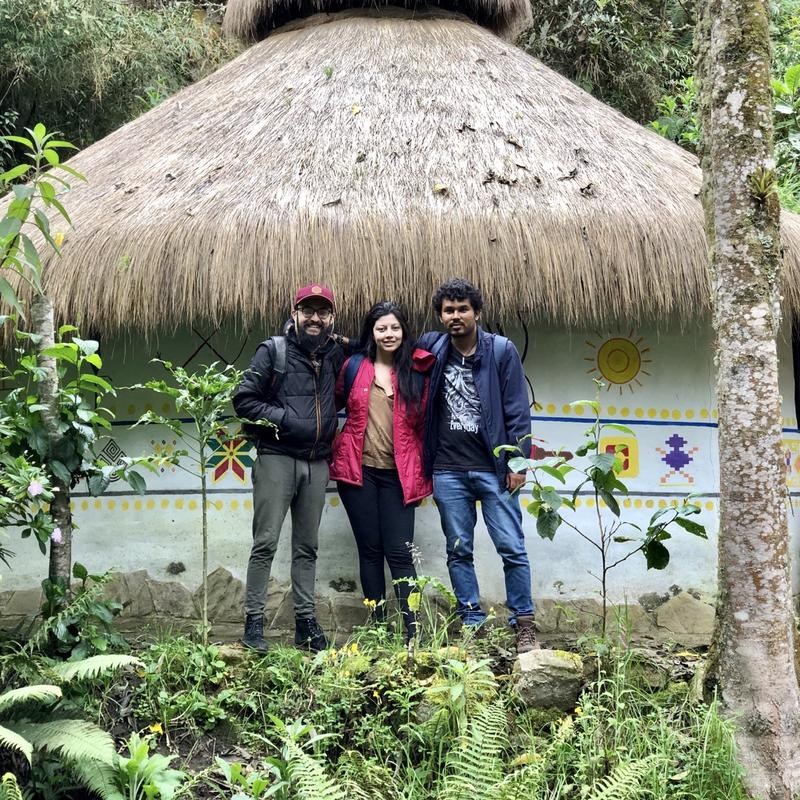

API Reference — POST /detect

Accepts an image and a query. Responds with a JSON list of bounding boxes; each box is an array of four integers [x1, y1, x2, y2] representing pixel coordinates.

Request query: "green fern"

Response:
[[0, 773, 23, 800], [22, 576, 111, 656], [0, 684, 61, 712], [438, 702, 507, 800], [5, 719, 115, 765], [585, 755, 661, 800], [67, 759, 124, 800], [51, 654, 143, 682], [285, 738, 347, 800], [0, 724, 33, 763], [490, 762, 548, 800]]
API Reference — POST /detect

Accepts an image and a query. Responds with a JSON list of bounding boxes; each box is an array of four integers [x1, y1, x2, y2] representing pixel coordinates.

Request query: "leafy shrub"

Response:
[[0, 0, 238, 157]]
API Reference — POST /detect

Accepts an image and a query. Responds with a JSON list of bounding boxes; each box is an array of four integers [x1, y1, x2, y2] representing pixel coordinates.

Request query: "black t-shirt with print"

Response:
[[433, 350, 495, 472]]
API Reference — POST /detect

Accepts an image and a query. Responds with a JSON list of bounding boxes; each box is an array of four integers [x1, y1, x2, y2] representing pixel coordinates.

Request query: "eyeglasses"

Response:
[[296, 305, 333, 321]]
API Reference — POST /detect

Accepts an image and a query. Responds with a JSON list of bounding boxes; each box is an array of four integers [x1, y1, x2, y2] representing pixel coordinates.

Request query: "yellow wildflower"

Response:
[[148, 722, 163, 734], [574, 706, 583, 716], [350, 643, 359, 654]]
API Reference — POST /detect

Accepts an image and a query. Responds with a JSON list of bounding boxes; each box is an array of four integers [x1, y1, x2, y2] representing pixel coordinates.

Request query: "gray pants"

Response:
[[244, 453, 329, 619]]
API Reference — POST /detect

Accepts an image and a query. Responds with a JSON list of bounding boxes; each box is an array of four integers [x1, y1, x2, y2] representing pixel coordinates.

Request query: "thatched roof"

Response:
[[222, 0, 531, 42], [6, 7, 800, 333]]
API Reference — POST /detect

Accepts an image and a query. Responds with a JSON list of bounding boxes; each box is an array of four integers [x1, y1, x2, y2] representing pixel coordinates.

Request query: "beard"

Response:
[[296, 320, 333, 352]]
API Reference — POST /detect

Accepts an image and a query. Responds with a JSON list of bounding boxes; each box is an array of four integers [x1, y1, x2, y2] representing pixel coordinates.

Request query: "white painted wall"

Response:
[[4, 318, 799, 610]]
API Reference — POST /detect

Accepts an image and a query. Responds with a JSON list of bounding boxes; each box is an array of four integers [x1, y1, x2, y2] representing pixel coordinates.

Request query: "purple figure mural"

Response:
[[656, 433, 699, 485]]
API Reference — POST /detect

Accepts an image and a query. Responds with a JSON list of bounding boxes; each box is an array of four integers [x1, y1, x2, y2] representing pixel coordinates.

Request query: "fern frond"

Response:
[[0, 726, 32, 764], [491, 762, 548, 800], [6, 719, 115, 765], [0, 684, 61, 712], [22, 577, 111, 656], [51, 654, 143, 682], [0, 773, 24, 800], [66, 757, 125, 800], [439, 702, 507, 800], [585, 755, 661, 800], [285, 739, 347, 800]]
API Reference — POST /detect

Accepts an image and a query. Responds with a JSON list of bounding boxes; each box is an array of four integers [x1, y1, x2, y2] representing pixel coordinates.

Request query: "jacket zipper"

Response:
[[310, 359, 321, 459]]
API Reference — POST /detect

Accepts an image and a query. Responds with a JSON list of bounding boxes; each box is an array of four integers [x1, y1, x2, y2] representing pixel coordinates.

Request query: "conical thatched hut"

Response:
[[3, 0, 799, 640]]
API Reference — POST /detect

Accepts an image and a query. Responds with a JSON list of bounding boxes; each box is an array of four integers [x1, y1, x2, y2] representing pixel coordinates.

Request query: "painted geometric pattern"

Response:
[[599, 436, 639, 478], [97, 439, 127, 483], [206, 430, 255, 483], [656, 433, 699, 485]]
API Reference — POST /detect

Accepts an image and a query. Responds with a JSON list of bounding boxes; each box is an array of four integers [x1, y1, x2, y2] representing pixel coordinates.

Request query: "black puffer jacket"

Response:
[[233, 326, 345, 461]]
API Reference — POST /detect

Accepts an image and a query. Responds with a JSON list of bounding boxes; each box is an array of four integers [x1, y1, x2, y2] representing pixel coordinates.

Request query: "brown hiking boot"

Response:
[[515, 615, 538, 654]]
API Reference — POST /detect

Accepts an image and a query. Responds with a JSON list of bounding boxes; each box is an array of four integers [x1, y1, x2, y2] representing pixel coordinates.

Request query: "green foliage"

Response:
[[499, 383, 706, 633], [0, 655, 136, 762], [134, 637, 234, 733], [520, 0, 693, 123], [130, 360, 272, 642], [215, 757, 283, 800], [112, 733, 186, 800], [0, 0, 238, 158], [0, 125, 81, 317], [0, 773, 23, 800], [438, 702, 507, 800], [39, 565, 126, 659]]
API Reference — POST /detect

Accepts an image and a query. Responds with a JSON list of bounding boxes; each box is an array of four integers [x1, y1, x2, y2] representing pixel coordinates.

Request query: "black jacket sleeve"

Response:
[[233, 342, 286, 428]]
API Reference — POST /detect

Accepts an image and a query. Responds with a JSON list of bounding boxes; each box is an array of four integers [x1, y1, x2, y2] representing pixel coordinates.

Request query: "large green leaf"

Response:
[[674, 516, 707, 538], [643, 540, 670, 570], [536, 509, 561, 540]]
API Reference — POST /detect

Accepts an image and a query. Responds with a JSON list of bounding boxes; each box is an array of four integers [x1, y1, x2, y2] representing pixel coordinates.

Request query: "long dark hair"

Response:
[[358, 301, 421, 407]]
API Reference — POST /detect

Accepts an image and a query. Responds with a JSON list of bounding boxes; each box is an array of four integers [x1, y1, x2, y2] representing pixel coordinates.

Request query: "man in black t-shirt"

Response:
[[418, 279, 536, 653]]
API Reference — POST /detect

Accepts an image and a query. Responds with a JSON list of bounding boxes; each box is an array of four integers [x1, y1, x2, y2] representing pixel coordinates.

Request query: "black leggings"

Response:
[[337, 467, 417, 634]]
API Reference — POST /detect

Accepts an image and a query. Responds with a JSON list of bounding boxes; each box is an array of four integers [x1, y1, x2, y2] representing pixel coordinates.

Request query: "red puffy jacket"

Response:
[[330, 349, 435, 505]]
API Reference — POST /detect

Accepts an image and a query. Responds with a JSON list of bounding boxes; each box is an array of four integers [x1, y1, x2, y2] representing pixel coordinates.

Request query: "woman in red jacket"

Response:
[[330, 301, 434, 640]]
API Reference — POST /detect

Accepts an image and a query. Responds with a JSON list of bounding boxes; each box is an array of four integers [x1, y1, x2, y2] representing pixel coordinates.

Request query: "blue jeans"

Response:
[[433, 470, 534, 625]]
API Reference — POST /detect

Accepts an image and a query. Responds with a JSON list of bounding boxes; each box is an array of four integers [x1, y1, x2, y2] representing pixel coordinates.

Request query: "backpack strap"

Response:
[[343, 353, 365, 402], [491, 334, 508, 365], [490, 333, 538, 408], [264, 336, 287, 396]]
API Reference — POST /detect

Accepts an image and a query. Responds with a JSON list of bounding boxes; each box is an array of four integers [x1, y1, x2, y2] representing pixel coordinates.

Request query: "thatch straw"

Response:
[[222, 0, 531, 42], [4, 7, 800, 335]]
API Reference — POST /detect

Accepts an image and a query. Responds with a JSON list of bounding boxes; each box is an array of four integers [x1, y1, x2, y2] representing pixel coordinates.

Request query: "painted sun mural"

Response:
[[206, 430, 255, 482], [585, 332, 652, 395]]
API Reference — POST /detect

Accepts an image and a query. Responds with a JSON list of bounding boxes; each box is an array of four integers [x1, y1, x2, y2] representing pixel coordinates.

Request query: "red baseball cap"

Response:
[[294, 283, 336, 311]]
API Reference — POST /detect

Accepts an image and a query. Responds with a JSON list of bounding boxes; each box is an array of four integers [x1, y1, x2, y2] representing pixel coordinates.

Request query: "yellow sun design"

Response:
[[585, 332, 652, 395]]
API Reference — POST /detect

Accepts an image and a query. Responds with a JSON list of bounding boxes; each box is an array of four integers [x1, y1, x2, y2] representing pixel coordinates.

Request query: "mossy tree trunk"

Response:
[[30, 293, 73, 588], [696, 2, 800, 797]]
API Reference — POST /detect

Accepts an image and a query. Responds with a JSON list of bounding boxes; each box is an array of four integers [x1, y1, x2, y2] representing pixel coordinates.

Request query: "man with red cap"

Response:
[[234, 284, 345, 652]]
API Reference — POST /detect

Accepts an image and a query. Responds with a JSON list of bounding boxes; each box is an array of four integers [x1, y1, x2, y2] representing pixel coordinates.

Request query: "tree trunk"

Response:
[[696, 2, 800, 797], [30, 293, 73, 588]]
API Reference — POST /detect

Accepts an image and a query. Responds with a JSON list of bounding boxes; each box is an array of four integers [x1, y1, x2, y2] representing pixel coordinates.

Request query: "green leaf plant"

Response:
[[497, 381, 708, 636], [0, 124, 81, 319], [0, 653, 142, 798], [129, 360, 274, 644], [0, 318, 169, 574]]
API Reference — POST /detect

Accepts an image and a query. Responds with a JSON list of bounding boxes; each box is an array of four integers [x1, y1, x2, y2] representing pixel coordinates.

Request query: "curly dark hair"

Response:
[[357, 301, 422, 407], [431, 278, 484, 314]]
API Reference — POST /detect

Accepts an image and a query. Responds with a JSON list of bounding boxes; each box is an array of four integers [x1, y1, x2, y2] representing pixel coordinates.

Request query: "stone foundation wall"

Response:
[[0, 567, 716, 648]]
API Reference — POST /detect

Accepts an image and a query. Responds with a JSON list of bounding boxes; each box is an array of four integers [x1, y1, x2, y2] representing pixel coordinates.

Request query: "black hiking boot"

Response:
[[240, 613, 268, 653], [295, 617, 328, 652]]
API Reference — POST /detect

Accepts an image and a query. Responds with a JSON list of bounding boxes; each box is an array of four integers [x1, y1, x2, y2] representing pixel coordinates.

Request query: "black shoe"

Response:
[[240, 613, 268, 653], [295, 617, 328, 652]]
